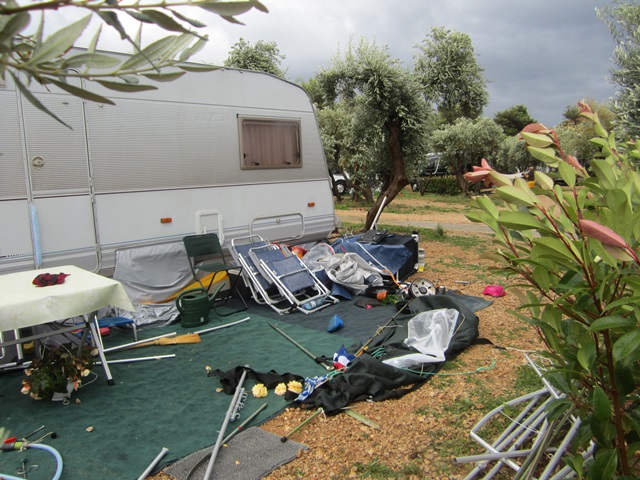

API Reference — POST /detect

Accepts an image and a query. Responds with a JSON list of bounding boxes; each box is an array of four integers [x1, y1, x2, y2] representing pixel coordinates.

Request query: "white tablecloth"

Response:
[[0, 265, 134, 331]]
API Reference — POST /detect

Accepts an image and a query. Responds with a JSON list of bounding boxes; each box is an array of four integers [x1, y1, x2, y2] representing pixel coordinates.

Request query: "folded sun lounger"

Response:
[[230, 235, 337, 314]]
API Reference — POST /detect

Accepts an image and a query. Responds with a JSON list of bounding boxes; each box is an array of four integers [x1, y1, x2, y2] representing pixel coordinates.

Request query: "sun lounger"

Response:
[[229, 235, 337, 314]]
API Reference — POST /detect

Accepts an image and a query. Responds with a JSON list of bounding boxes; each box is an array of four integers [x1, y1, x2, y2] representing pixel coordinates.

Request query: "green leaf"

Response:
[[142, 71, 187, 82], [44, 78, 116, 105], [495, 185, 536, 207], [590, 447, 617, 480], [197, 1, 259, 18], [178, 36, 209, 62], [95, 11, 129, 41], [170, 9, 207, 28], [0, 12, 30, 45], [532, 237, 580, 265], [10, 72, 71, 129], [589, 315, 637, 331], [95, 80, 157, 93], [521, 131, 554, 148], [120, 36, 179, 71], [527, 146, 559, 165], [138, 9, 195, 35], [497, 210, 548, 231], [612, 330, 640, 365], [615, 362, 636, 396], [28, 15, 92, 65], [576, 342, 595, 371], [61, 53, 121, 70], [177, 64, 220, 73], [534, 170, 554, 191], [87, 24, 101, 54], [557, 160, 576, 188], [605, 189, 634, 240], [592, 385, 611, 421], [591, 159, 617, 190]]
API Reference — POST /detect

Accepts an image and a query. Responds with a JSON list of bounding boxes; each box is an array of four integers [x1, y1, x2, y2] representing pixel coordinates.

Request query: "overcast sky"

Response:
[[80, 0, 619, 127]]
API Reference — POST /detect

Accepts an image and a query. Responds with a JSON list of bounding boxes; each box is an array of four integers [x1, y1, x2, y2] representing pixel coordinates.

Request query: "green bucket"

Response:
[[176, 288, 212, 328]]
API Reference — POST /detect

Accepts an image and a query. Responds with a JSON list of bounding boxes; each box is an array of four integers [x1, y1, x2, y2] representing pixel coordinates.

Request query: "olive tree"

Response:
[[315, 38, 431, 229], [414, 27, 488, 124], [431, 117, 505, 195], [0, 0, 267, 126], [598, 1, 640, 139], [224, 37, 286, 78]]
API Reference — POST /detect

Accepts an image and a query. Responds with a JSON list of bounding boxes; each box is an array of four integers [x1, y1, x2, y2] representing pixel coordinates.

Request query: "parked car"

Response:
[[331, 171, 348, 194], [410, 153, 447, 191]]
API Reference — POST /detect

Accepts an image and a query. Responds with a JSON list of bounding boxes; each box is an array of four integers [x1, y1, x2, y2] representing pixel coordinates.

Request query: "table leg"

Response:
[[86, 314, 115, 386]]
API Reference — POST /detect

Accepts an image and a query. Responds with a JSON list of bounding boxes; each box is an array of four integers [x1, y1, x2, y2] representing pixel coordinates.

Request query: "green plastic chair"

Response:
[[182, 233, 247, 316]]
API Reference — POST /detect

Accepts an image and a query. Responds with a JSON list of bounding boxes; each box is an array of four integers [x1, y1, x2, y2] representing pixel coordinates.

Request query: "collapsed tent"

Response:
[[296, 295, 479, 414], [215, 294, 480, 415]]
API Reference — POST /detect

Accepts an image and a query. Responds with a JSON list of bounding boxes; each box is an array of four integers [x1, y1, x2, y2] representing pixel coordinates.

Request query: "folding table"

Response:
[[0, 265, 135, 384]]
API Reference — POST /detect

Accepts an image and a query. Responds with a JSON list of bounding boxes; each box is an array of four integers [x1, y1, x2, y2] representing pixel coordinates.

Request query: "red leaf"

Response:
[[579, 219, 628, 249]]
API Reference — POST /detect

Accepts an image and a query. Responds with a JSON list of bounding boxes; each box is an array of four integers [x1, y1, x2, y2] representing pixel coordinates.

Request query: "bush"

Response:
[[416, 176, 461, 195], [465, 105, 640, 478]]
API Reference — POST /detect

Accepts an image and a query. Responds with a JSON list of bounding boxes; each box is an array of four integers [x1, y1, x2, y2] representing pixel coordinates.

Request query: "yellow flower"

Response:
[[274, 383, 287, 395], [287, 380, 303, 394], [252, 383, 268, 398], [82, 369, 91, 377]]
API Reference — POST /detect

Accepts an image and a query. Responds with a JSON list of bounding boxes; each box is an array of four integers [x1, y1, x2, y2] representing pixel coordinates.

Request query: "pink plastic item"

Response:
[[482, 285, 506, 297]]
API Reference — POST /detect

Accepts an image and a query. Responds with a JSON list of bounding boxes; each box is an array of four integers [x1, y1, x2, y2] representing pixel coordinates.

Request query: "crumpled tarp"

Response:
[[296, 295, 480, 414]]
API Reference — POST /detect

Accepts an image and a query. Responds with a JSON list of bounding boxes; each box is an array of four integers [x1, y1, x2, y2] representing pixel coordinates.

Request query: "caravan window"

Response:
[[239, 117, 301, 169]]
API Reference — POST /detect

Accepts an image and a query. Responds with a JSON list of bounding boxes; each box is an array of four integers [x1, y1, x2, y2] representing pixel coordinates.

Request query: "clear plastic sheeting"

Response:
[[384, 308, 459, 368], [301, 243, 335, 272], [110, 303, 179, 329], [315, 252, 384, 295]]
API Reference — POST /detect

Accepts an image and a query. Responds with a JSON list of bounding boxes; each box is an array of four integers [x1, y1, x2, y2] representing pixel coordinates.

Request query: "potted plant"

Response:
[[21, 344, 95, 401]]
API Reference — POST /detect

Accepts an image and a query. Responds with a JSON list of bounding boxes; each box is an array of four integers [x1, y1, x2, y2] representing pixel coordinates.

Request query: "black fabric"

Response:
[[299, 355, 428, 414], [296, 295, 480, 414], [212, 366, 306, 402]]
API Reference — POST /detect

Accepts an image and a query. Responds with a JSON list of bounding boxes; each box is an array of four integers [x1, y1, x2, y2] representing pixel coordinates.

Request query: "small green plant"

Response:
[[21, 344, 95, 401], [465, 102, 640, 478]]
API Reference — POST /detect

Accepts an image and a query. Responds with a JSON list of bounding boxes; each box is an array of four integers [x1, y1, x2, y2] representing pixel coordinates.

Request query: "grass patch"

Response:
[[338, 222, 487, 250], [346, 459, 424, 479]]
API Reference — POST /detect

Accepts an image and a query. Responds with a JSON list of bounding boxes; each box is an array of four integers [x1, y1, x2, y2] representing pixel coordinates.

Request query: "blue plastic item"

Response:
[[327, 314, 344, 333]]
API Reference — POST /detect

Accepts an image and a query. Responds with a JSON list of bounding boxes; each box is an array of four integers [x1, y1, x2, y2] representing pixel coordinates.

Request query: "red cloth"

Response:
[[32, 272, 70, 287]]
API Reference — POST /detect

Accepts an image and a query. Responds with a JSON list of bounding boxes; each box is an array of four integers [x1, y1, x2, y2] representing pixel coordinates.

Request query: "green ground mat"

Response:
[[0, 312, 354, 480]]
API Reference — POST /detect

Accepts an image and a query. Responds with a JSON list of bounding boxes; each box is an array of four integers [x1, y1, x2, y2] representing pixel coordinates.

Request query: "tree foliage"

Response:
[[492, 135, 537, 174], [493, 104, 536, 137], [0, 0, 267, 126], [431, 117, 504, 195], [315, 39, 431, 228], [598, 1, 640, 139], [555, 99, 616, 170], [414, 27, 488, 124], [466, 105, 640, 478], [224, 37, 286, 78]]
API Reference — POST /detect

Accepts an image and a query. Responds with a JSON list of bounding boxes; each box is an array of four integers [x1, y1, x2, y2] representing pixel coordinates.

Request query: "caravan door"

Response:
[[19, 82, 99, 272]]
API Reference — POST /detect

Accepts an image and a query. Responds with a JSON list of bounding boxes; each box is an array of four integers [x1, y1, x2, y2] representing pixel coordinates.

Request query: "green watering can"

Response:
[[176, 288, 213, 328]]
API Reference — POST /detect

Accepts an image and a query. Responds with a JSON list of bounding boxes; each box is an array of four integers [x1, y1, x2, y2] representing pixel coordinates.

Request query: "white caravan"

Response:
[[0, 56, 336, 276]]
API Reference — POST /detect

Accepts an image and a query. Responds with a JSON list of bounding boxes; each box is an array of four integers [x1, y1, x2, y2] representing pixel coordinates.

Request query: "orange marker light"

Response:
[[160, 218, 172, 223]]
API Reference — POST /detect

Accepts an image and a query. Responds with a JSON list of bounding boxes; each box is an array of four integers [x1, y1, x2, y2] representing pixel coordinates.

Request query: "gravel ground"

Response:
[[150, 195, 545, 480]]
